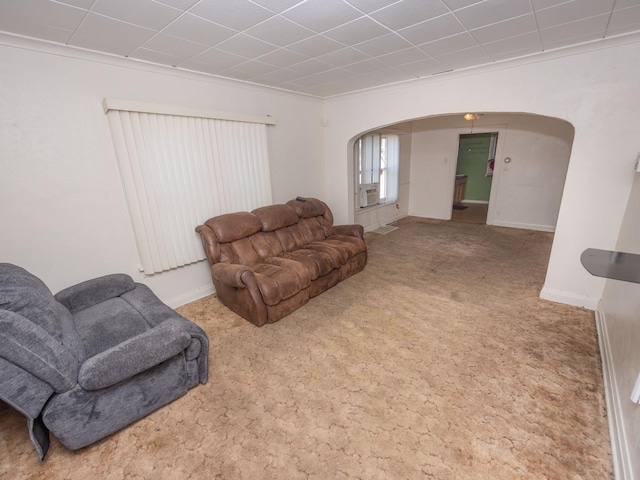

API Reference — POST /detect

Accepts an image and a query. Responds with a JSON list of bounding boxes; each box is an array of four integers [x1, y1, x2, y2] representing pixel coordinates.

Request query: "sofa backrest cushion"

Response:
[[0, 263, 85, 363], [205, 212, 262, 243], [252, 204, 298, 232]]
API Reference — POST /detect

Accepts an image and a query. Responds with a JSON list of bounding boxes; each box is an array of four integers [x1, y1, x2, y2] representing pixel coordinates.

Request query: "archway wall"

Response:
[[409, 113, 574, 232], [323, 37, 640, 308]]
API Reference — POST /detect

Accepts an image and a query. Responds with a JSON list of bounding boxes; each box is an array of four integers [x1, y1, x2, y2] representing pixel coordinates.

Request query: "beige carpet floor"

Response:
[[0, 217, 612, 479]]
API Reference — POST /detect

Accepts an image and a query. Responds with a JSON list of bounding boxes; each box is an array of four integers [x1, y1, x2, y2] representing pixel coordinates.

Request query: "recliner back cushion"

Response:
[[229, 238, 261, 266], [298, 217, 327, 243], [0, 264, 84, 362], [205, 212, 262, 243], [252, 204, 299, 232]]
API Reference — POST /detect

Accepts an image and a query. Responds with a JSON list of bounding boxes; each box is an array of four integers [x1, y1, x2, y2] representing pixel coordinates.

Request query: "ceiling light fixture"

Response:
[[463, 113, 479, 121]]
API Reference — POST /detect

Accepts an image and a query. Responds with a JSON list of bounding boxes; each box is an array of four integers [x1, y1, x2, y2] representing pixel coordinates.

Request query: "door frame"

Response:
[[449, 124, 507, 225]]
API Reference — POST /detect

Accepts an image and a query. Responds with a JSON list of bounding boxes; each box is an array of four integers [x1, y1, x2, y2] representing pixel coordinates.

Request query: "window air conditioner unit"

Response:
[[359, 183, 379, 208]]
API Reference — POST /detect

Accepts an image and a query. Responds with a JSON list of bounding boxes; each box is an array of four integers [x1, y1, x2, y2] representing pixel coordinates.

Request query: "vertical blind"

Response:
[[104, 100, 274, 275]]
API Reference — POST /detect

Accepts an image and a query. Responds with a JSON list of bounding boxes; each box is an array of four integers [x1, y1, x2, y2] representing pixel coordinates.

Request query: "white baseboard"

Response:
[[596, 301, 634, 480], [165, 284, 215, 309], [539, 286, 599, 310], [491, 219, 555, 232]]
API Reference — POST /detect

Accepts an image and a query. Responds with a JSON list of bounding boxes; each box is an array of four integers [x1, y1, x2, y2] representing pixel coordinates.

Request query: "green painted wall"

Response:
[[456, 133, 493, 202]]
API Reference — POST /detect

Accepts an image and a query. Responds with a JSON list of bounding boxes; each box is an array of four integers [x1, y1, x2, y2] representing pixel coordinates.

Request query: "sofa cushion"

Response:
[[252, 204, 299, 231], [282, 249, 334, 279], [72, 298, 150, 358], [251, 263, 306, 306], [205, 212, 262, 243], [287, 198, 326, 219], [297, 217, 328, 243]]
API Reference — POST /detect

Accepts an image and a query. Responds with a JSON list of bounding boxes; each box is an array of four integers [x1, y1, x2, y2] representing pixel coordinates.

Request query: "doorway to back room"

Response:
[[452, 132, 498, 225]]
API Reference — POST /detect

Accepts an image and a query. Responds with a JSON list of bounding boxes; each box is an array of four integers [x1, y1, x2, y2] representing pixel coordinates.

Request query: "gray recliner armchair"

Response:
[[0, 263, 209, 459]]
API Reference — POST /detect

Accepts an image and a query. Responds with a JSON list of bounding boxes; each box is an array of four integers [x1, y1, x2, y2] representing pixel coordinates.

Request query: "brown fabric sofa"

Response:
[[195, 198, 367, 326]]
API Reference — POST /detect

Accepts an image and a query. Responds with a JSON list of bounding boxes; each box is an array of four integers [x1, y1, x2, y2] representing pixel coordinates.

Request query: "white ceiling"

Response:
[[1, 0, 639, 97]]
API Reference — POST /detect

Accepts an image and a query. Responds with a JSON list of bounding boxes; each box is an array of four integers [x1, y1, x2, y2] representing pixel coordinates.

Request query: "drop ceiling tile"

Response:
[[155, 0, 200, 10], [221, 60, 279, 79], [434, 45, 492, 68], [289, 68, 354, 87], [162, 13, 237, 46], [482, 31, 541, 56], [342, 0, 403, 14], [130, 48, 186, 65], [442, 0, 485, 10], [187, 48, 248, 70], [614, 0, 640, 9], [531, 0, 572, 10], [189, 0, 274, 31], [419, 32, 479, 56], [470, 13, 537, 44], [489, 44, 543, 61], [398, 13, 465, 45], [0, 13, 75, 44], [607, 5, 640, 35], [249, 0, 306, 14], [175, 59, 224, 75], [353, 33, 413, 56], [92, 0, 181, 31], [73, 12, 156, 50], [371, 0, 449, 30], [69, 31, 138, 56], [287, 58, 334, 75], [343, 58, 389, 74], [257, 48, 309, 67], [0, 0, 87, 31], [539, 14, 609, 48], [244, 15, 314, 47], [377, 47, 433, 66], [317, 47, 369, 66], [323, 16, 390, 44], [370, 67, 418, 83], [250, 68, 306, 85], [56, 0, 95, 8], [282, 0, 362, 33], [454, 0, 532, 30], [535, 0, 615, 29], [141, 33, 209, 58], [216, 33, 279, 58], [396, 58, 449, 76], [287, 35, 345, 56]]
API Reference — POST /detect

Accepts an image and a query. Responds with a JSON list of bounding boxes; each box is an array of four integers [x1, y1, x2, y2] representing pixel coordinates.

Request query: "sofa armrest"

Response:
[[78, 318, 192, 391], [331, 224, 365, 240], [54, 274, 136, 314], [212, 263, 254, 288], [195, 224, 221, 264]]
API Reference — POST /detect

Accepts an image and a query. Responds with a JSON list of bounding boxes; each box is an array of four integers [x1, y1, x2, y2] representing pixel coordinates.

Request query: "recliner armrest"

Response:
[[77, 318, 192, 391], [54, 274, 136, 314], [331, 224, 365, 240], [212, 263, 253, 288]]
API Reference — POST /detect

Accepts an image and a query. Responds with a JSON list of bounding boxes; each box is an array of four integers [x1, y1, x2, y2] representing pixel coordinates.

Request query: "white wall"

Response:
[[324, 36, 640, 309], [354, 122, 412, 231], [599, 173, 640, 479], [0, 35, 324, 306], [408, 113, 574, 232]]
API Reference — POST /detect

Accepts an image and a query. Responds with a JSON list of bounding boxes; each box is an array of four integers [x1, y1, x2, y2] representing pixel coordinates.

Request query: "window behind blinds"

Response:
[[104, 100, 274, 275]]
